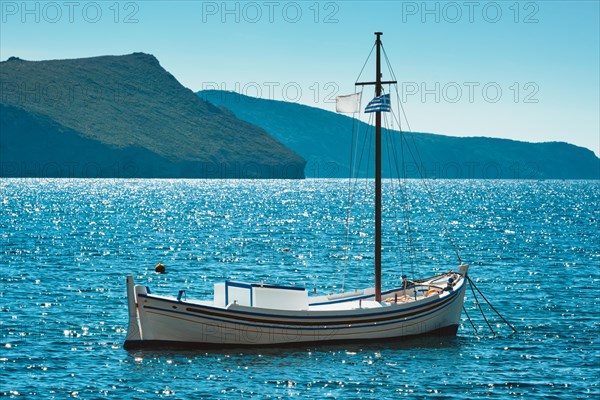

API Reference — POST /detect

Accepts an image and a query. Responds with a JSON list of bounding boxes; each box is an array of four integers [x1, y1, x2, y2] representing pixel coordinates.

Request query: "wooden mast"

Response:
[[374, 32, 383, 302], [356, 32, 396, 302]]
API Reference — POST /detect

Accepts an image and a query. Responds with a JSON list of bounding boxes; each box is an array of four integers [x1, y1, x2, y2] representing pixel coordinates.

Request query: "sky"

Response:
[[1, 0, 599, 155]]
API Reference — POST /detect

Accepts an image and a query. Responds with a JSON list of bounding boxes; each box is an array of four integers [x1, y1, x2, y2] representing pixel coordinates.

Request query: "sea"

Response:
[[1, 178, 598, 399]]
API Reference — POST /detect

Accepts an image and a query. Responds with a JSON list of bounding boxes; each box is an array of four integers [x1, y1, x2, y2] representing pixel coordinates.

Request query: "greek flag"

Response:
[[364, 94, 391, 113]]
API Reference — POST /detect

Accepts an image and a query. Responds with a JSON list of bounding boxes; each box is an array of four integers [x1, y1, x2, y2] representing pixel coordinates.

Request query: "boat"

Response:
[[124, 32, 469, 349]]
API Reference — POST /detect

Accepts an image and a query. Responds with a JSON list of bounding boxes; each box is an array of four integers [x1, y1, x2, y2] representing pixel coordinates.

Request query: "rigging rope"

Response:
[[387, 116, 416, 277], [356, 124, 374, 291], [341, 109, 357, 293], [383, 111, 417, 280], [342, 43, 377, 293], [341, 112, 373, 293], [383, 113, 403, 278], [355, 43, 376, 84], [343, 40, 468, 292], [381, 43, 463, 265]]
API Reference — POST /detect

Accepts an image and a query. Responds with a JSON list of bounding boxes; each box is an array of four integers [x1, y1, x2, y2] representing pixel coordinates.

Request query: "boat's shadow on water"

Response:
[[125, 335, 466, 360]]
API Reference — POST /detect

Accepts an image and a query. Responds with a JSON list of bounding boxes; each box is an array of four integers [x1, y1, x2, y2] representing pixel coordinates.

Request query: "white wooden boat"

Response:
[[124, 32, 469, 349], [124, 266, 467, 348]]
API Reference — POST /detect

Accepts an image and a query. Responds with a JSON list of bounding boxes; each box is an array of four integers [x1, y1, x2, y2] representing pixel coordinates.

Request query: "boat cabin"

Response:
[[214, 281, 309, 310]]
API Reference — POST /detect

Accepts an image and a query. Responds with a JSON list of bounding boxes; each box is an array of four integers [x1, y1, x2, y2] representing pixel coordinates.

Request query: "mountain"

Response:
[[199, 90, 600, 180], [0, 54, 305, 178]]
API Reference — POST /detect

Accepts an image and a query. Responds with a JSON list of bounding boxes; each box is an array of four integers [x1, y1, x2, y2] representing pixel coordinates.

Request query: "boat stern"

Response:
[[124, 275, 143, 348]]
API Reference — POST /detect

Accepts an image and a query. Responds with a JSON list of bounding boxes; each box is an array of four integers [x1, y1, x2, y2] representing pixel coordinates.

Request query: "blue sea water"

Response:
[[1, 178, 598, 398]]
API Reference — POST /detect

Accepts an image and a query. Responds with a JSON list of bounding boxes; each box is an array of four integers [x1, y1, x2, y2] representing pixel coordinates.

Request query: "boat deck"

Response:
[[308, 300, 384, 311]]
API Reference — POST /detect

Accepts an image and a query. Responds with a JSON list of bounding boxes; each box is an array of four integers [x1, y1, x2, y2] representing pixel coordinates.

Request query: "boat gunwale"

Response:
[[139, 287, 463, 331], [136, 278, 465, 325]]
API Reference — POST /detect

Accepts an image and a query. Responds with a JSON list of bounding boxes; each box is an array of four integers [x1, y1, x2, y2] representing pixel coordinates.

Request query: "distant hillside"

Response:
[[0, 54, 305, 178], [199, 90, 600, 179]]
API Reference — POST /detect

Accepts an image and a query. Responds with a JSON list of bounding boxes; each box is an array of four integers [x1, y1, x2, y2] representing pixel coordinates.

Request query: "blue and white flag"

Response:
[[364, 94, 391, 113]]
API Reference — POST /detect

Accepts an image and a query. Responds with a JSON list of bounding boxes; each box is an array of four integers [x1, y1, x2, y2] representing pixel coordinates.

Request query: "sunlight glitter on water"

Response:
[[0, 179, 599, 398]]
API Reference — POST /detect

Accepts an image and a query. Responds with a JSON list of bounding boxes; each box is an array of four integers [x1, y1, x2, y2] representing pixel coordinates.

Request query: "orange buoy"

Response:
[[155, 262, 165, 274]]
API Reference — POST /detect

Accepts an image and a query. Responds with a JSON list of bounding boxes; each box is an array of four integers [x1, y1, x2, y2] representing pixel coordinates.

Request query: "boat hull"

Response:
[[123, 324, 459, 350], [124, 273, 467, 349]]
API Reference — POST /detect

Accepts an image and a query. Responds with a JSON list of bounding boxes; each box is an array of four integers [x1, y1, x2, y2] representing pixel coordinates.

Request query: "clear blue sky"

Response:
[[1, 1, 598, 155]]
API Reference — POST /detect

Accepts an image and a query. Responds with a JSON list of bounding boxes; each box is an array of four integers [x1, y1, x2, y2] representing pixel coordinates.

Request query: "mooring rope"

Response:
[[467, 276, 517, 333], [468, 277, 496, 335], [462, 305, 478, 334]]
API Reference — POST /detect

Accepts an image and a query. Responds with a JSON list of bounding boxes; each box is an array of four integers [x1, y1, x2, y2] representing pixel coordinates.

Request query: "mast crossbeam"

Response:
[[355, 80, 397, 86]]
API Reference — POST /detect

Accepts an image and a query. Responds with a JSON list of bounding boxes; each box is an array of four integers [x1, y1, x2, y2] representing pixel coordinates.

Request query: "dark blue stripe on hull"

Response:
[[123, 324, 459, 350]]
